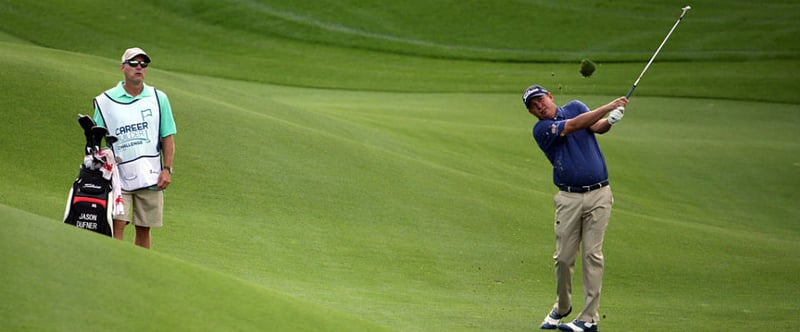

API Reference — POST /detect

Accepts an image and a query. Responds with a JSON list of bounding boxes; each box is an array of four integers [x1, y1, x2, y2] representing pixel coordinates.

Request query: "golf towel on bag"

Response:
[[63, 167, 114, 237]]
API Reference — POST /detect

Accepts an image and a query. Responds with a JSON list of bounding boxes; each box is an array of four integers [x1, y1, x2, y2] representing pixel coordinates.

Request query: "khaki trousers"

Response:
[[551, 185, 612, 322]]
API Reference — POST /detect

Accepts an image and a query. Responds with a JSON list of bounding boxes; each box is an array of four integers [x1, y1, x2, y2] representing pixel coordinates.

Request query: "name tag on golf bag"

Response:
[[63, 168, 114, 237]]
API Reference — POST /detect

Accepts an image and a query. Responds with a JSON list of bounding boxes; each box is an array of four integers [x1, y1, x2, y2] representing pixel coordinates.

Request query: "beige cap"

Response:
[[120, 47, 151, 63]]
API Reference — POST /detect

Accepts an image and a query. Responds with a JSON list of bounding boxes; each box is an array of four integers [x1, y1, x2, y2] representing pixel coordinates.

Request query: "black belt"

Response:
[[559, 180, 609, 193]]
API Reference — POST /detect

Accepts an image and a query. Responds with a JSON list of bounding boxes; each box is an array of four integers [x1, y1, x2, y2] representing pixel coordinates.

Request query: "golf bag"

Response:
[[64, 167, 114, 236], [63, 114, 123, 237]]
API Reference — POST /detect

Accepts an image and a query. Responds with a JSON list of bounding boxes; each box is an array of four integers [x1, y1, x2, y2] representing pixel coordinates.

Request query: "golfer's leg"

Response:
[[579, 186, 613, 322], [553, 191, 582, 313]]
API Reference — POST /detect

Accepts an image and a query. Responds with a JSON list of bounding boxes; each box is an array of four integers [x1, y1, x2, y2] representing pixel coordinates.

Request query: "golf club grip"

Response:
[[626, 85, 636, 99]]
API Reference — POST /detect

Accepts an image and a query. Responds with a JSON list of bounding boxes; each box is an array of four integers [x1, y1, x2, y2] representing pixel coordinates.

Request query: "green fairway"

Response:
[[1, 1, 799, 331], [0, 204, 392, 331]]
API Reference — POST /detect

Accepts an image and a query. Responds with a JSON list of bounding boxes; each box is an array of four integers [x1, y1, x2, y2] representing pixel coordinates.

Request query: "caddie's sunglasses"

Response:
[[124, 60, 149, 68]]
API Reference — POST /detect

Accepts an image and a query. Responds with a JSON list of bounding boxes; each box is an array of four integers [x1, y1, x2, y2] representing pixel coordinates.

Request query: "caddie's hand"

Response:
[[157, 170, 171, 190], [608, 107, 625, 125]]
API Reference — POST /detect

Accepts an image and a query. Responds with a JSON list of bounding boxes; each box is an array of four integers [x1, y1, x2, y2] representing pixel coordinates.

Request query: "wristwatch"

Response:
[[163, 166, 173, 174]]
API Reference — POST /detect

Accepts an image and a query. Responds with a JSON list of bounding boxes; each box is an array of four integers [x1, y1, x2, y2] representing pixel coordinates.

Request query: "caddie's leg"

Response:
[[113, 220, 126, 240], [578, 186, 613, 322], [115, 192, 134, 240], [130, 189, 163, 250], [134, 226, 151, 249], [553, 191, 583, 313]]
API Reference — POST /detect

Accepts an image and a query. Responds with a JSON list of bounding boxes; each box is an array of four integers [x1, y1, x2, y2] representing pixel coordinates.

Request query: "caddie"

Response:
[[93, 47, 177, 249]]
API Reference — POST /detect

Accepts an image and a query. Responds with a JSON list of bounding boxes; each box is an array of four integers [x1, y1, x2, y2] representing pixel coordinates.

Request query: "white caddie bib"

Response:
[[94, 87, 162, 191]]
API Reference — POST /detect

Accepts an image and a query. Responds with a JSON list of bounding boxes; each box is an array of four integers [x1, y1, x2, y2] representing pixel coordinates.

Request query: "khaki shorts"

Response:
[[117, 189, 164, 227]]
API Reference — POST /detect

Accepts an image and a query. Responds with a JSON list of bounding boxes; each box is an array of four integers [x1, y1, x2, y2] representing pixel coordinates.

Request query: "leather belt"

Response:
[[559, 180, 609, 193]]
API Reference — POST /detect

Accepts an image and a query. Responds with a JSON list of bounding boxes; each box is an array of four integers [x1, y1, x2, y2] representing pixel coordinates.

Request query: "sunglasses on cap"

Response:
[[124, 60, 149, 68]]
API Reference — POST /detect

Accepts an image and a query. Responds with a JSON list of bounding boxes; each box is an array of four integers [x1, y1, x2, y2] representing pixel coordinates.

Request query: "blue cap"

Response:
[[522, 85, 549, 108]]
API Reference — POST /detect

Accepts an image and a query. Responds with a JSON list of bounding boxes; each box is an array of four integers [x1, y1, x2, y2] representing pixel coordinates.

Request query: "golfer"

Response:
[[523, 85, 627, 332], [92, 47, 177, 249]]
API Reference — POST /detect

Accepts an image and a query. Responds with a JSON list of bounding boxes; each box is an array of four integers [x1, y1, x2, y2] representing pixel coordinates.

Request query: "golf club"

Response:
[[625, 5, 691, 99]]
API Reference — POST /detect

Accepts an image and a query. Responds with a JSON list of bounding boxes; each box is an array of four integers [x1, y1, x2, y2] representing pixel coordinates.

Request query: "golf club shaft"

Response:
[[626, 6, 691, 99]]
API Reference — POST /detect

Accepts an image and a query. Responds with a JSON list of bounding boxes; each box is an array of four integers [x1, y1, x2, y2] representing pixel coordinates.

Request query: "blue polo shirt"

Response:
[[533, 100, 608, 187]]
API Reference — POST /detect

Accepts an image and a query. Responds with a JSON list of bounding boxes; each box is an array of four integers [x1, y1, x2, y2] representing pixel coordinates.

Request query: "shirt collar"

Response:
[[111, 81, 151, 99], [554, 107, 565, 120]]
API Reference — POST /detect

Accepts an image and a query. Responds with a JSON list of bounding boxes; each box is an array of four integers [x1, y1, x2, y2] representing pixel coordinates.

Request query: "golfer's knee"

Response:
[[583, 251, 604, 266], [554, 253, 576, 267]]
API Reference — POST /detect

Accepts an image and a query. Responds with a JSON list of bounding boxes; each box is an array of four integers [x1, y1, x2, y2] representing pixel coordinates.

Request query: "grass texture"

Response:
[[1, 1, 799, 331]]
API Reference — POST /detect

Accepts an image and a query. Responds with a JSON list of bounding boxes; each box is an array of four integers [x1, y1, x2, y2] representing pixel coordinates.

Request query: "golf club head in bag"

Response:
[[77, 114, 120, 170], [78, 114, 97, 155]]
